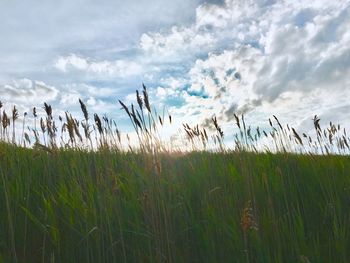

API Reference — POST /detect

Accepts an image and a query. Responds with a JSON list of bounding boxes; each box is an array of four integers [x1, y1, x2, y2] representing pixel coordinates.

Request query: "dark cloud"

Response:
[[224, 103, 238, 120], [200, 0, 226, 5], [224, 100, 261, 122], [201, 116, 216, 131]]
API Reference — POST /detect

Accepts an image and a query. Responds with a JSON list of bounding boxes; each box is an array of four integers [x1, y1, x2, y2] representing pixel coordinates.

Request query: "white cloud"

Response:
[[0, 78, 124, 125], [1, 78, 59, 106], [255, 3, 350, 102], [54, 54, 143, 77], [55, 55, 88, 72], [60, 83, 118, 98], [60, 91, 81, 106], [140, 26, 216, 60], [140, 0, 350, 136]]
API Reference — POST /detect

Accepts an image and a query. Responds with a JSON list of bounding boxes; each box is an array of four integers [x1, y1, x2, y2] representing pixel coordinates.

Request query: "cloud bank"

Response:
[[138, 0, 350, 133]]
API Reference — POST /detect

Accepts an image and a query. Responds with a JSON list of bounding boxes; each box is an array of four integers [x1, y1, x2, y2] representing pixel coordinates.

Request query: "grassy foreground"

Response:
[[1, 142, 350, 263]]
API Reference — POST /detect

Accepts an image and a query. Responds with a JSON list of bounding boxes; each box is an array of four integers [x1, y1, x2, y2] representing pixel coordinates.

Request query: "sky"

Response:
[[1, 0, 350, 140]]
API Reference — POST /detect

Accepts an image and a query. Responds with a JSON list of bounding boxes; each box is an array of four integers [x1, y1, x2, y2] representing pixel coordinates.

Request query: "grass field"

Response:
[[1, 143, 350, 262], [1, 87, 350, 262]]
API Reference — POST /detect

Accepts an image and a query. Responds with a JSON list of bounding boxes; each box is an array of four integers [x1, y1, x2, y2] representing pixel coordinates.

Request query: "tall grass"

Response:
[[0, 84, 350, 262], [0, 84, 349, 154]]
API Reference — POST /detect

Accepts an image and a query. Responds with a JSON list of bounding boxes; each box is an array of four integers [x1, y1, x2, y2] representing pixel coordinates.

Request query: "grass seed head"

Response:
[[79, 99, 89, 121]]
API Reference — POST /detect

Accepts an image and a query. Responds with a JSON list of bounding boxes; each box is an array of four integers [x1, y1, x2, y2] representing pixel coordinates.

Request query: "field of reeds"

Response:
[[0, 85, 350, 262]]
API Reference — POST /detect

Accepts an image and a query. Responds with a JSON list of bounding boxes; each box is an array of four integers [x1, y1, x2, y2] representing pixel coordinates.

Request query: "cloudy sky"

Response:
[[1, 0, 350, 137]]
